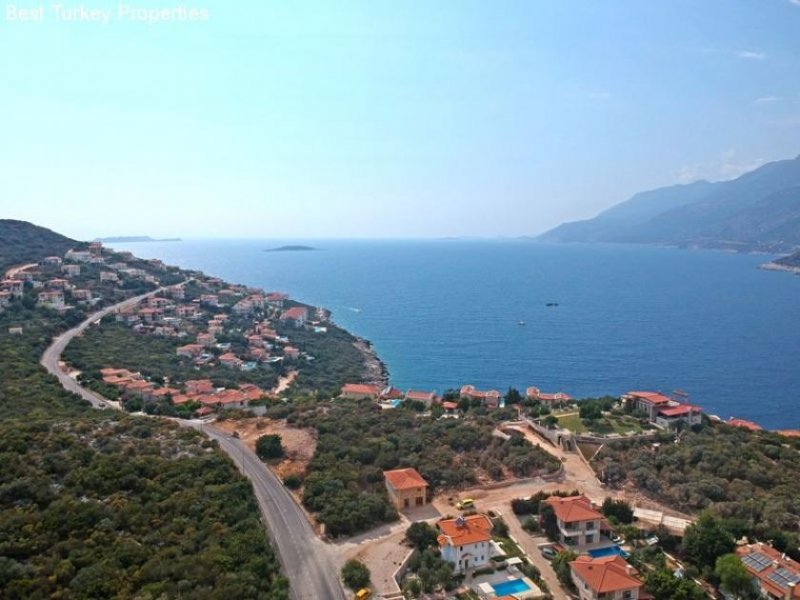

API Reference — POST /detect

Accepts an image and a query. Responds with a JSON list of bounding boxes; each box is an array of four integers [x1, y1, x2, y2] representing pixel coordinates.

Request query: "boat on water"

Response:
[[546, 302, 559, 307], [518, 320, 526, 326]]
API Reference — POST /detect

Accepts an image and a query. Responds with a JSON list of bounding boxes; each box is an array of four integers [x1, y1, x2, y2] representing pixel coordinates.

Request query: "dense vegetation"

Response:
[[0, 219, 79, 273], [278, 320, 371, 395], [594, 423, 800, 557], [290, 399, 561, 537], [0, 226, 288, 598]]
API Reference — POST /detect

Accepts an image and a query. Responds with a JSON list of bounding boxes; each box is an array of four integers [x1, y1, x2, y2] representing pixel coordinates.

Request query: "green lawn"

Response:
[[556, 413, 586, 433], [557, 413, 643, 436]]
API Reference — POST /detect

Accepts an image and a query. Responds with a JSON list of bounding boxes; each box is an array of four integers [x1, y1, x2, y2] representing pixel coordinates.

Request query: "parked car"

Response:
[[355, 588, 371, 600], [541, 546, 557, 560], [456, 498, 475, 510]]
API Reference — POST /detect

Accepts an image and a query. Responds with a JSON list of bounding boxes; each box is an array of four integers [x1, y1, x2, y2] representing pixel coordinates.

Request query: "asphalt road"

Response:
[[40, 286, 346, 600]]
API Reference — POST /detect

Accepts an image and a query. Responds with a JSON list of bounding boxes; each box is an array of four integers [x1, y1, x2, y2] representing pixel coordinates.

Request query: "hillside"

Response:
[[0, 219, 81, 272], [538, 154, 800, 252], [0, 222, 288, 598]]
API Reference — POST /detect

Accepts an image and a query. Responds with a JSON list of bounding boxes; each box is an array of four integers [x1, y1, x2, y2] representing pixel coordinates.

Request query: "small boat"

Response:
[[546, 302, 559, 307], [518, 320, 526, 326]]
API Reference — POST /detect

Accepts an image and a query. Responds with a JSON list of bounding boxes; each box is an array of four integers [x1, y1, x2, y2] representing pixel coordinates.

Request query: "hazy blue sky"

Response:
[[2, 1, 799, 239]]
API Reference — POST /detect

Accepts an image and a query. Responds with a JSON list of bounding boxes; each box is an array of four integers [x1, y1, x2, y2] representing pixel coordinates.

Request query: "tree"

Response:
[[405, 522, 439, 551], [682, 512, 735, 570], [255, 434, 284, 460], [645, 568, 706, 600], [540, 504, 560, 542], [552, 551, 578, 591], [601, 497, 634, 524], [505, 387, 522, 405], [341, 559, 370, 591], [715, 554, 754, 599]]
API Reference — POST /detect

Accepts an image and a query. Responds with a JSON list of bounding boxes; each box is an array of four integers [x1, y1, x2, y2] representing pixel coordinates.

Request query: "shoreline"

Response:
[[760, 261, 800, 275], [353, 336, 389, 386]]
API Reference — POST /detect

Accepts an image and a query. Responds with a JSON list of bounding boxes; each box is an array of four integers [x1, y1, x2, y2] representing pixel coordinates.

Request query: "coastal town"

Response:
[[2, 231, 800, 600]]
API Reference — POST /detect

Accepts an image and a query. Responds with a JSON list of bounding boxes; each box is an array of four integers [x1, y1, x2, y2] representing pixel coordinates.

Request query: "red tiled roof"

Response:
[[442, 401, 460, 410], [570, 556, 643, 594], [384, 467, 428, 490], [658, 404, 700, 417], [406, 390, 435, 401], [280, 306, 308, 320], [737, 543, 800, 600], [629, 391, 672, 405], [544, 495, 603, 523], [437, 514, 492, 547], [341, 383, 380, 396], [776, 429, 800, 438]]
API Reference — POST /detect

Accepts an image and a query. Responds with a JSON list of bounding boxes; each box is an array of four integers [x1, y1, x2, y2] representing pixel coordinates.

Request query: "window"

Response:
[[586, 521, 595, 530], [622, 592, 632, 599], [586, 534, 594, 544]]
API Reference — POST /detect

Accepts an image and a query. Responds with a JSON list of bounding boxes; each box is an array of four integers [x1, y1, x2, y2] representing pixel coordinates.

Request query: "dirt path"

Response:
[[272, 370, 298, 395], [4, 262, 37, 278]]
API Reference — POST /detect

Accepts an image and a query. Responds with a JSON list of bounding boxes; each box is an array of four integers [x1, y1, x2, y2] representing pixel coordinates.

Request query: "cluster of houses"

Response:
[[100, 368, 269, 416], [1, 242, 165, 314], [622, 391, 703, 429], [110, 276, 318, 373]]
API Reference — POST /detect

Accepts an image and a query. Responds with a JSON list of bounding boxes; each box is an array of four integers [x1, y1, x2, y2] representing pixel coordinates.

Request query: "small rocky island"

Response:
[[265, 245, 318, 252], [762, 251, 800, 274]]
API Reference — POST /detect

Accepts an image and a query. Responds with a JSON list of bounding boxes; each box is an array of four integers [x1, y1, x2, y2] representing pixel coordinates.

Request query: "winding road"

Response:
[[39, 286, 346, 600]]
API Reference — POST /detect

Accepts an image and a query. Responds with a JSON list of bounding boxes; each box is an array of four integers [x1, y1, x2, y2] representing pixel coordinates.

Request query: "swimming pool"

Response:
[[588, 545, 630, 559], [491, 578, 531, 595], [391, 399, 402, 408]]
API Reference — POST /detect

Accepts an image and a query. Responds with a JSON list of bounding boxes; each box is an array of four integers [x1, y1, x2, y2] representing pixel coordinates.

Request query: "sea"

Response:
[[106, 239, 800, 430]]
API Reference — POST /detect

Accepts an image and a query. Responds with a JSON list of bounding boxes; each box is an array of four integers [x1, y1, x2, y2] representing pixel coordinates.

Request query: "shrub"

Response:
[[255, 434, 284, 460], [341, 559, 370, 591]]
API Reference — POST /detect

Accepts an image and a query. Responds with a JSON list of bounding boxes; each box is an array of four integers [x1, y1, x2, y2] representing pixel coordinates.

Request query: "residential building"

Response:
[[177, 344, 204, 358], [460, 385, 502, 409], [437, 514, 494, 573], [266, 292, 288, 307], [166, 285, 185, 300], [527, 386, 573, 405], [200, 294, 219, 307], [186, 379, 216, 395], [570, 555, 645, 600], [37, 290, 65, 309], [197, 332, 215, 347], [219, 353, 243, 369], [405, 390, 436, 407], [177, 305, 199, 318], [1, 279, 24, 297], [283, 346, 300, 360], [65, 249, 92, 262], [88, 241, 103, 256], [279, 306, 309, 327], [384, 467, 428, 510], [47, 279, 69, 289], [71, 289, 92, 302], [543, 495, 608, 550], [340, 383, 381, 401], [726, 418, 763, 432], [737, 542, 800, 600], [41, 256, 62, 266], [623, 391, 702, 429], [100, 271, 119, 283], [0, 291, 11, 309], [61, 264, 80, 277]]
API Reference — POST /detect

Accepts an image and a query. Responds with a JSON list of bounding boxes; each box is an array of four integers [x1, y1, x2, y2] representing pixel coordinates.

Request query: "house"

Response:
[[280, 306, 309, 327], [65, 249, 92, 262], [737, 542, 800, 600], [124, 380, 155, 398], [71, 289, 93, 302], [527, 386, 573, 405], [37, 290, 65, 309], [214, 389, 249, 409], [437, 514, 494, 573], [0, 291, 11, 308], [138, 307, 162, 323], [196, 332, 215, 347], [1, 280, 24, 297], [177, 305, 200, 319], [381, 386, 405, 401], [88, 241, 103, 256], [177, 344, 204, 358], [340, 383, 382, 401], [100, 271, 119, 283], [186, 379, 216, 395], [442, 401, 460, 414], [543, 495, 608, 550], [460, 385, 502, 409], [405, 390, 436, 407], [147, 296, 169, 309], [200, 294, 219, 307], [283, 346, 301, 360], [41, 256, 62, 266], [8, 326, 23, 335], [570, 555, 645, 600], [623, 391, 702, 429], [219, 353, 243, 369], [47, 279, 69, 289], [61, 264, 81, 277], [384, 467, 428, 510], [266, 292, 288, 307]]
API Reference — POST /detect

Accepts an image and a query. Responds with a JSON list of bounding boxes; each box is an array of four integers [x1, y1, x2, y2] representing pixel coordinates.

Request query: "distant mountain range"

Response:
[[538, 154, 800, 253]]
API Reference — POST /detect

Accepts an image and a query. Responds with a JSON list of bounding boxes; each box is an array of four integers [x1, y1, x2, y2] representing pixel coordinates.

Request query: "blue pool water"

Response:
[[492, 578, 531, 595], [391, 399, 402, 408], [105, 239, 800, 429], [589, 545, 630, 559]]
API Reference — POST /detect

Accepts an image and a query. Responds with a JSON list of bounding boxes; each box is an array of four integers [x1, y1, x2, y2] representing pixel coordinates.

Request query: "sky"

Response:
[[1, 0, 799, 240]]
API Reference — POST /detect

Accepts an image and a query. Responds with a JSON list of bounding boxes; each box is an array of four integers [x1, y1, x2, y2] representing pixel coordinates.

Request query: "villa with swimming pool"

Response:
[[543, 495, 615, 552]]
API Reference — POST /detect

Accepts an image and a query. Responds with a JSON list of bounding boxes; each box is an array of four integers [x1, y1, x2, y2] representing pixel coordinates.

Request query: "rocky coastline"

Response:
[[353, 337, 389, 386]]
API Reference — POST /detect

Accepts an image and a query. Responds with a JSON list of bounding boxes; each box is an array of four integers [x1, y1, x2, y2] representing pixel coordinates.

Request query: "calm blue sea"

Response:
[[107, 239, 800, 430]]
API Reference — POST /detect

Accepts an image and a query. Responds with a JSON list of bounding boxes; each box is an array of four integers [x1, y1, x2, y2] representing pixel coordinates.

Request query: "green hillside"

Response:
[[0, 219, 81, 273]]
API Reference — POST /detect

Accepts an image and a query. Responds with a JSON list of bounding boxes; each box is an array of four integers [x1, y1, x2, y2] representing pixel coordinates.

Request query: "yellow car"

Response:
[[456, 498, 475, 510], [355, 589, 371, 600]]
